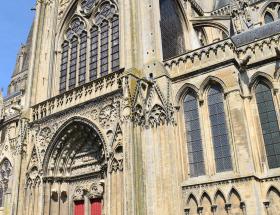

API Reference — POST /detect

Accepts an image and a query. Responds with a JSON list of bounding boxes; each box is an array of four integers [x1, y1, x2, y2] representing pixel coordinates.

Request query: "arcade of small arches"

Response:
[[184, 187, 280, 215]]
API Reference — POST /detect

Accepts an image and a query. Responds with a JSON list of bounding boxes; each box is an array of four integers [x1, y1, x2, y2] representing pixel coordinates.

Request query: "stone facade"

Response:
[[0, 0, 280, 214]]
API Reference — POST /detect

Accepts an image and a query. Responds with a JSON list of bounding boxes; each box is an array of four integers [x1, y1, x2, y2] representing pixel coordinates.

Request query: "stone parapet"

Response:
[[31, 69, 124, 122]]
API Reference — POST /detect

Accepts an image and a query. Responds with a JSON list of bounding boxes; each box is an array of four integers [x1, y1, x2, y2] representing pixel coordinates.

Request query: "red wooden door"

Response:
[[91, 199, 102, 215], [74, 201, 85, 215]]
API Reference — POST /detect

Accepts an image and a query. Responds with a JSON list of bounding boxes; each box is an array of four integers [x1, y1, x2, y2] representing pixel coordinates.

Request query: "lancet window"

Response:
[[207, 85, 232, 173], [183, 90, 205, 177], [255, 81, 280, 169], [59, 1, 120, 94]]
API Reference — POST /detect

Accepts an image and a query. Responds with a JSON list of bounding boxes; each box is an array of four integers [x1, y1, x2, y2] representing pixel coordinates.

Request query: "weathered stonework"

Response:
[[0, 0, 280, 215]]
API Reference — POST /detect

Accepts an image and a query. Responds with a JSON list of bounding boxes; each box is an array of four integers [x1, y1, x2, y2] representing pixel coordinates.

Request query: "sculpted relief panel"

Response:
[[29, 94, 122, 176]]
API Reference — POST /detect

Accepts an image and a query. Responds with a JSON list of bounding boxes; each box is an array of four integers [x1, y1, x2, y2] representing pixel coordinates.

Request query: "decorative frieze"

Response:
[[31, 70, 123, 122], [130, 78, 176, 128], [108, 124, 123, 173]]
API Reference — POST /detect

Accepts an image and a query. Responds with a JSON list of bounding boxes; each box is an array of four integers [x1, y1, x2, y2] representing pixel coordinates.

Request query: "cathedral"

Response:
[[1, 0, 280, 214]]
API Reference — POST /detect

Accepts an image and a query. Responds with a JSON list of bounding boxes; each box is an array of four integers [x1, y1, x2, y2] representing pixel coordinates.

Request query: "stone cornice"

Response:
[[182, 175, 280, 190], [164, 32, 280, 80]]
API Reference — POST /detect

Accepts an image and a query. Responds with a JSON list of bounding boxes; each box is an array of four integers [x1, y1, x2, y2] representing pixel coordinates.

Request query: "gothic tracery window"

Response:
[[59, 2, 120, 94], [160, 0, 186, 60], [207, 85, 232, 173], [183, 90, 205, 177], [255, 82, 280, 169]]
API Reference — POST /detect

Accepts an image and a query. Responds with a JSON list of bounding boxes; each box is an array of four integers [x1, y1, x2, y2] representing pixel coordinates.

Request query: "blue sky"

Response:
[[0, 1, 35, 96]]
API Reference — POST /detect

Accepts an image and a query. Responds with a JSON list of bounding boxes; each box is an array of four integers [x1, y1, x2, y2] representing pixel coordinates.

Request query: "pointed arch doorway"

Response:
[[42, 118, 107, 215]]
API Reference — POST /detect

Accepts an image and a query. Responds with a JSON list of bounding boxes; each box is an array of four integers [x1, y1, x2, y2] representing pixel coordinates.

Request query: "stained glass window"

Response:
[[264, 12, 274, 24], [60, 42, 69, 93], [100, 22, 109, 77], [111, 16, 120, 72], [208, 85, 232, 172], [160, 0, 186, 60], [183, 91, 205, 177], [255, 82, 280, 169], [79, 32, 87, 85], [90, 27, 99, 81], [69, 37, 78, 90]]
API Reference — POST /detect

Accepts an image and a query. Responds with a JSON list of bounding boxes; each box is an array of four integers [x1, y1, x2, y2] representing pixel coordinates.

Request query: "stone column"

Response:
[[43, 181, 51, 215], [50, 183, 60, 215], [60, 183, 69, 215], [24, 186, 30, 215], [109, 171, 124, 215], [122, 118, 137, 215], [32, 183, 39, 215], [28, 185, 35, 215]]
